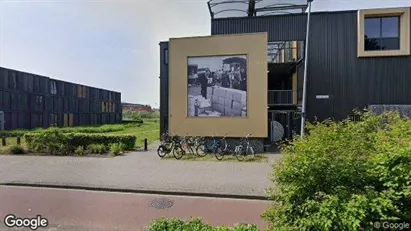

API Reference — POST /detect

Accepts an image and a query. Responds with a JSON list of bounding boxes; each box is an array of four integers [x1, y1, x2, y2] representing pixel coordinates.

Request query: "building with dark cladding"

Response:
[[0, 67, 122, 130], [159, 0, 411, 148]]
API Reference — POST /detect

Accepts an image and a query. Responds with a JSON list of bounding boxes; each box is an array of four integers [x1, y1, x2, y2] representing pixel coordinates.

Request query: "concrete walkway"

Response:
[[0, 146, 281, 198]]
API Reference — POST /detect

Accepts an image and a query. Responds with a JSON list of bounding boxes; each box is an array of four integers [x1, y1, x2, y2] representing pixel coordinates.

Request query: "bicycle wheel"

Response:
[[173, 145, 185, 160], [157, 145, 167, 158], [196, 143, 207, 157], [214, 146, 224, 161], [235, 145, 246, 161]]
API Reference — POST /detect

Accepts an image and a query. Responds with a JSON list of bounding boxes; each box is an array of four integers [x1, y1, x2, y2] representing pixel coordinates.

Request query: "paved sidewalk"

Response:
[[0, 146, 280, 198]]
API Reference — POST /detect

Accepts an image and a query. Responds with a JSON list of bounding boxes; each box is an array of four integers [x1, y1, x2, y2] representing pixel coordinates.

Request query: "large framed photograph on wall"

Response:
[[187, 55, 247, 117]]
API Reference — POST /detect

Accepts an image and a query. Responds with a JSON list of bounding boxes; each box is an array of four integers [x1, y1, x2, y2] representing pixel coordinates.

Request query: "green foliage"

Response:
[[25, 128, 69, 155], [109, 143, 127, 156], [67, 134, 135, 151], [87, 144, 108, 154], [8, 144, 25, 155], [147, 218, 260, 231], [25, 131, 136, 155], [1, 124, 127, 138], [75, 146, 85, 156], [122, 110, 160, 121], [122, 120, 144, 124], [263, 111, 411, 231]]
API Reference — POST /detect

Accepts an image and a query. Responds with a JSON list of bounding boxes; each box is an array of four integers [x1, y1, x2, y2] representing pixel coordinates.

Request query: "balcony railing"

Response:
[[267, 41, 304, 64], [268, 90, 296, 105]]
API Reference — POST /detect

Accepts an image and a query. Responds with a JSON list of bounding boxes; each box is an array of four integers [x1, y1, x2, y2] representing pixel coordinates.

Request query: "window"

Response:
[[164, 49, 168, 64], [77, 86, 82, 97], [365, 16, 400, 50], [49, 114, 58, 127], [50, 81, 57, 94], [358, 7, 410, 57], [82, 86, 87, 98], [35, 96, 44, 111], [9, 73, 17, 89], [33, 77, 40, 93]]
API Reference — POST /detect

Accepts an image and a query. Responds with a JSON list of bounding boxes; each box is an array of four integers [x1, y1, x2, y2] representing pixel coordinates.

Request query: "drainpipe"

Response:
[[300, 0, 313, 138]]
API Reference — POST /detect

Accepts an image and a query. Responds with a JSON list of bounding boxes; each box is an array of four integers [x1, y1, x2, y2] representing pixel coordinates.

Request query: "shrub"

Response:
[[87, 144, 108, 154], [67, 134, 136, 150], [61, 124, 126, 134], [123, 110, 159, 121], [147, 218, 259, 231], [24, 128, 69, 155], [8, 145, 25, 155], [263, 111, 411, 231], [110, 143, 122, 156], [74, 146, 85, 155], [25, 133, 136, 154]]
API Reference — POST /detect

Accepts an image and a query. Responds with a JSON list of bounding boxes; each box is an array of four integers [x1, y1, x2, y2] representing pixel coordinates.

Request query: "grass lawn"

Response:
[[107, 120, 159, 148], [0, 120, 160, 154], [162, 153, 269, 163]]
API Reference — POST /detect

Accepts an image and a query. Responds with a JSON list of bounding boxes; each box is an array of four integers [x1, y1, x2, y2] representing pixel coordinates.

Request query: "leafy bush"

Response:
[[123, 110, 159, 121], [25, 128, 69, 155], [74, 146, 85, 155], [110, 144, 121, 156], [25, 132, 136, 154], [87, 144, 108, 154], [61, 124, 126, 134], [2, 124, 127, 138], [67, 134, 136, 150], [147, 218, 259, 231], [263, 111, 411, 231], [8, 145, 25, 155], [110, 143, 128, 156]]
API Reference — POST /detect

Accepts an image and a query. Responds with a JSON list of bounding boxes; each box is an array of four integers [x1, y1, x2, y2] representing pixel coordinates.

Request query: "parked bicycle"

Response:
[[196, 134, 219, 157], [180, 133, 196, 155], [157, 134, 185, 159], [214, 133, 232, 161], [234, 133, 255, 161]]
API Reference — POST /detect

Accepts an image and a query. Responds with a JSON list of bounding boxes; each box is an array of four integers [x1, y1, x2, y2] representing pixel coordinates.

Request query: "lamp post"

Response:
[[300, 0, 313, 138]]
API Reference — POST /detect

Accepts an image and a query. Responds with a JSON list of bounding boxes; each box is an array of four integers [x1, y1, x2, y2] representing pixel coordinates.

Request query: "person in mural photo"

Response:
[[240, 67, 246, 91], [221, 70, 229, 88], [199, 68, 211, 98]]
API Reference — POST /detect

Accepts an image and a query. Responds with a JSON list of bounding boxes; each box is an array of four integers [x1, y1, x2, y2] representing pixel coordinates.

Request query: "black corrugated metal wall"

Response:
[[211, 10, 411, 121], [0, 67, 122, 130], [159, 42, 169, 138]]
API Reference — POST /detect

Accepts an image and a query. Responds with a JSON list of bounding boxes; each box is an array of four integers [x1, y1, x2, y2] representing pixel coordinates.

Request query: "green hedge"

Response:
[[263, 111, 411, 230], [0, 124, 128, 138], [148, 218, 260, 231], [0, 130, 29, 138], [24, 129, 136, 154]]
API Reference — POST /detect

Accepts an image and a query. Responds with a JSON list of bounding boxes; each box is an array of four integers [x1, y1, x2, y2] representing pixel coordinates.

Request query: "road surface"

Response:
[[0, 186, 270, 231]]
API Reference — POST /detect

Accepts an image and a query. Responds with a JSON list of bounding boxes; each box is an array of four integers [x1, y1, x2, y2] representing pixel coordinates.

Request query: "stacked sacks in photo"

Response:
[[188, 94, 212, 116], [210, 86, 246, 116]]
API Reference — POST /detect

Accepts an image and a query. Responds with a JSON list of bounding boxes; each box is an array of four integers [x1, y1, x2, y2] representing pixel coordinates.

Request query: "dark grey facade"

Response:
[[211, 10, 411, 121], [159, 42, 169, 137], [0, 67, 122, 130]]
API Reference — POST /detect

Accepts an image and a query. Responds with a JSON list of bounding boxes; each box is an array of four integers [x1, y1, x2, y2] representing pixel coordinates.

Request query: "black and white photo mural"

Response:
[[187, 55, 247, 117]]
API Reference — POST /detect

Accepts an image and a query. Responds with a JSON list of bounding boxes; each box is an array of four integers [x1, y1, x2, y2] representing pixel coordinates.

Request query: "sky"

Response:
[[1, 0, 410, 107]]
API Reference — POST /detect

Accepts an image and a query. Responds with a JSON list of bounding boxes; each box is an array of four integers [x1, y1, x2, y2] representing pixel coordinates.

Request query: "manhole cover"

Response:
[[150, 198, 174, 209]]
